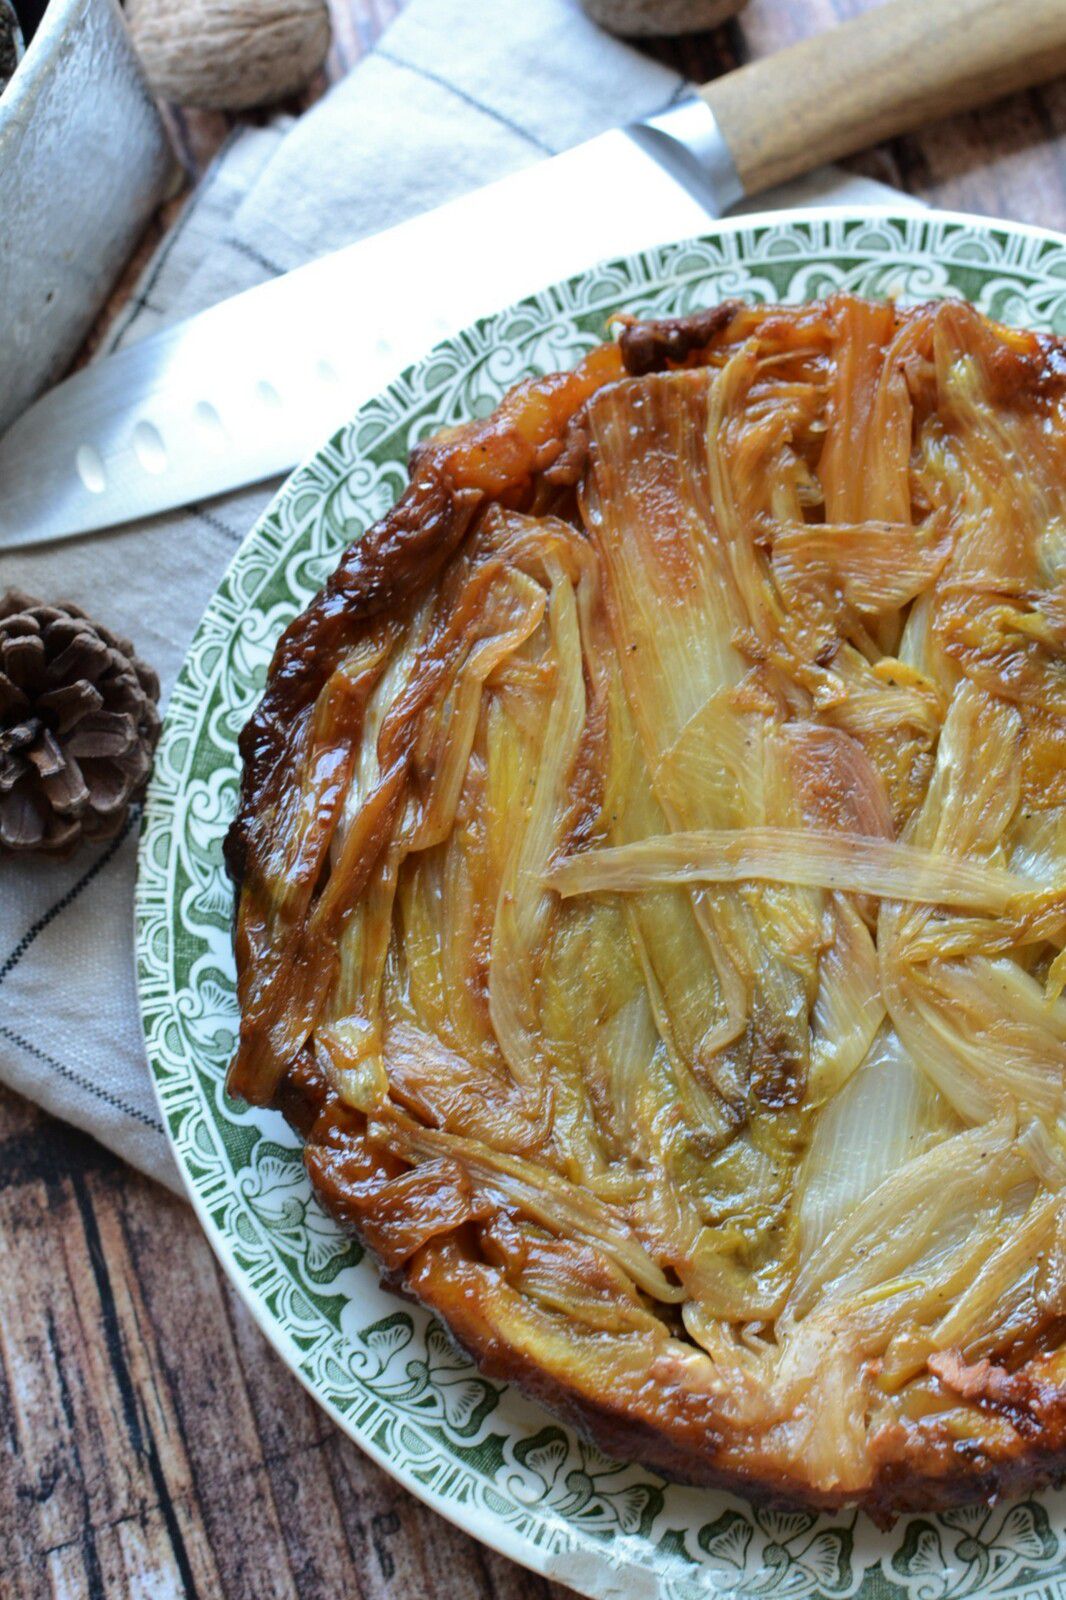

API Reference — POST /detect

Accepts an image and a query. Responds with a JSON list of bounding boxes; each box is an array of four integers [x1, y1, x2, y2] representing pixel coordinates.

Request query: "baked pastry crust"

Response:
[[227, 297, 1066, 1513]]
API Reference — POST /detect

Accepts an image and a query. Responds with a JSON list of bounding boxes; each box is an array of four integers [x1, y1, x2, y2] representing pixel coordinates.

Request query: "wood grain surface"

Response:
[[2, 2, 1065, 1597]]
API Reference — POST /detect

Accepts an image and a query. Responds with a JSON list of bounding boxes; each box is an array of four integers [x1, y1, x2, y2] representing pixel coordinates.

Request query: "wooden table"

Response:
[[2, 3, 1064, 1597]]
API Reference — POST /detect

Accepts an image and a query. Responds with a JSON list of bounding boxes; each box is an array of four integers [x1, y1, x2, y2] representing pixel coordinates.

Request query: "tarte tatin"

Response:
[[226, 295, 1066, 1514]]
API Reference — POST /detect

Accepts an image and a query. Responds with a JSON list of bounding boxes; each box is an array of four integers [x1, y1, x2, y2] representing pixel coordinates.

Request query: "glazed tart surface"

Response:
[[227, 296, 1066, 1511]]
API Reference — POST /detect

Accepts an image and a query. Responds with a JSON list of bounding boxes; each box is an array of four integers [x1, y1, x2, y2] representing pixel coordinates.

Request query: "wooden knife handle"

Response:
[[700, 0, 1066, 198]]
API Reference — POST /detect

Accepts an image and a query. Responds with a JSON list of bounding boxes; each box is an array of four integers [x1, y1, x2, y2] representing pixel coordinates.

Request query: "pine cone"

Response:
[[0, 589, 161, 856]]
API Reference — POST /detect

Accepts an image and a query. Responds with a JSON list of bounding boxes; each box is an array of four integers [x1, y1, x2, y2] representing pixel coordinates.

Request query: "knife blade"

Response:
[[0, 116, 734, 549], [3, 0, 1066, 549]]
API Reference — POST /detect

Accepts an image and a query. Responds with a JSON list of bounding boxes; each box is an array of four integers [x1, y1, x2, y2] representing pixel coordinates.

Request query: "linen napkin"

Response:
[[0, 0, 908, 1194]]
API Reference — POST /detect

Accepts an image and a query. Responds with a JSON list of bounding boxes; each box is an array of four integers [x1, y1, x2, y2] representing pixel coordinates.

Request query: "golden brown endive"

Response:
[[226, 296, 1066, 1513]]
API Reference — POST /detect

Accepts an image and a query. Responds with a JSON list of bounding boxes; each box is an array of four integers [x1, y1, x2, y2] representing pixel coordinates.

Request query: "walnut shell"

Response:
[[126, 0, 331, 112], [579, 0, 748, 36]]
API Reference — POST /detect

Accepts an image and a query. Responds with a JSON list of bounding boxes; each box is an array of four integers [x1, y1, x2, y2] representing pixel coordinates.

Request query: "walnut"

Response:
[[126, 0, 331, 113], [579, 0, 748, 37]]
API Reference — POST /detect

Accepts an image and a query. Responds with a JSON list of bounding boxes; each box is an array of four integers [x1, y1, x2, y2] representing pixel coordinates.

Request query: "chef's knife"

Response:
[[3, 0, 1065, 549]]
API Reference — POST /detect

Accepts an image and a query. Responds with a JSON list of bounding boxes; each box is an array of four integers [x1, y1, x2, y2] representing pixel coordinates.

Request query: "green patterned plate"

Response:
[[136, 207, 1066, 1600]]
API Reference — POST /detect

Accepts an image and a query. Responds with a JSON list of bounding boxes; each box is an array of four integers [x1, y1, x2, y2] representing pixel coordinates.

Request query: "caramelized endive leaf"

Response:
[[230, 296, 1066, 1510]]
